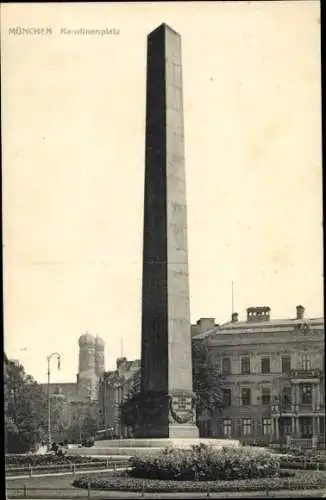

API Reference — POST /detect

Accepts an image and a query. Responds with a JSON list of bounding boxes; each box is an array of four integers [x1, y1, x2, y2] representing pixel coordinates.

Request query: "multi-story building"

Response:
[[192, 305, 325, 446], [98, 357, 140, 439]]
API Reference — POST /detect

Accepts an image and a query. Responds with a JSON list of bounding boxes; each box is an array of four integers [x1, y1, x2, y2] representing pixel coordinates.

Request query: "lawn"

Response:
[[6, 474, 116, 499]]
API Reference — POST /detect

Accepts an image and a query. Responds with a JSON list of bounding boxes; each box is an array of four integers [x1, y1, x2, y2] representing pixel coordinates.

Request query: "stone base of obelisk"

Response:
[[68, 437, 240, 457], [134, 420, 200, 439]]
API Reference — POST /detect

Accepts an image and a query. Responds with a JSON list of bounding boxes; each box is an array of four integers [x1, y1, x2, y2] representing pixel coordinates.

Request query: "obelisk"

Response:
[[139, 23, 199, 438]]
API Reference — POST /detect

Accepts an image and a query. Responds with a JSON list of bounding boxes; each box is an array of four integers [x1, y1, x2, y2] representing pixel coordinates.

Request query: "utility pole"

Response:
[[46, 352, 61, 451]]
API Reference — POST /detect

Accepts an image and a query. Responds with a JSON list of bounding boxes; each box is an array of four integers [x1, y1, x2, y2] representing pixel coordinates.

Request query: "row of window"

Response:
[[223, 383, 314, 407], [220, 354, 313, 375], [222, 416, 324, 437], [223, 418, 272, 436]]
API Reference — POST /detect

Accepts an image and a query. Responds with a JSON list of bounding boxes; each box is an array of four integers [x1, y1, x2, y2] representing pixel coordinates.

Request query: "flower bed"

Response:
[[72, 469, 326, 493], [127, 444, 280, 481], [280, 455, 326, 470], [5, 454, 114, 467]]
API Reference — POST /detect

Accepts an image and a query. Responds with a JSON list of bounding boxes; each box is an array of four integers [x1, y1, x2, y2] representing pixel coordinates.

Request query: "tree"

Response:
[[49, 396, 71, 442], [4, 356, 48, 453], [119, 372, 141, 436], [192, 340, 224, 421]]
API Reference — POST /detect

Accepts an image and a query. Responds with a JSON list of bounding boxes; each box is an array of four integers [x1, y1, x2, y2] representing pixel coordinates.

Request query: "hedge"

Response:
[[72, 470, 326, 493], [127, 444, 280, 481]]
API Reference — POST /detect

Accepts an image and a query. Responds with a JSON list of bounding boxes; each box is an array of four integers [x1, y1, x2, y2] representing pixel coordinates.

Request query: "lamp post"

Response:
[[46, 352, 61, 451]]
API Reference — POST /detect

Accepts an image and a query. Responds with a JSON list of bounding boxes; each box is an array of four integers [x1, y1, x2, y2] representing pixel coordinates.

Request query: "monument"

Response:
[[70, 23, 239, 456], [138, 23, 198, 438]]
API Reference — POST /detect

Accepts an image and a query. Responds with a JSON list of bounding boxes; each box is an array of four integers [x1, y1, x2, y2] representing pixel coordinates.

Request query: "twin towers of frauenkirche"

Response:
[[78, 332, 105, 401]]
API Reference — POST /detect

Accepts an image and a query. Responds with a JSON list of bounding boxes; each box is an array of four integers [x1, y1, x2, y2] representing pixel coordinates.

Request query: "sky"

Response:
[[2, 1, 323, 383]]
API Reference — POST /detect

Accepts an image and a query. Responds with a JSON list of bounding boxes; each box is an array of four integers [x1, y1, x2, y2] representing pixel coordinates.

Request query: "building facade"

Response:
[[98, 357, 140, 439], [193, 305, 325, 446]]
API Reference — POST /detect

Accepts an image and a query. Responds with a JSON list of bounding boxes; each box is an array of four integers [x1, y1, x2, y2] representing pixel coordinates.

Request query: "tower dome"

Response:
[[95, 335, 105, 347], [78, 332, 95, 347]]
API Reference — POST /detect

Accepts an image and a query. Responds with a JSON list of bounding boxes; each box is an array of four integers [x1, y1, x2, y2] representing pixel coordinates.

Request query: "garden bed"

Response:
[[127, 444, 281, 481], [72, 469, 326, 493], [72, 444, 326, 493], [5, 454, 125, 467]]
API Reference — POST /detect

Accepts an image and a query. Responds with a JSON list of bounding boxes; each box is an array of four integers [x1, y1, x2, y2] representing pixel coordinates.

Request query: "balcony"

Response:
[[271, 402, 325, 416], [290, 369, 322, 382]]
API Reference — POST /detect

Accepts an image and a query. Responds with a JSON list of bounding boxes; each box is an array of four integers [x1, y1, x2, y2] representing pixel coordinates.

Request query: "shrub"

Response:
[[127, 444, 280, 481]]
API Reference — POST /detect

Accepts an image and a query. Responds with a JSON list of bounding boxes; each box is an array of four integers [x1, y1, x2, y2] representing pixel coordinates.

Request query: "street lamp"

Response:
[[46, 352, 61, 451]]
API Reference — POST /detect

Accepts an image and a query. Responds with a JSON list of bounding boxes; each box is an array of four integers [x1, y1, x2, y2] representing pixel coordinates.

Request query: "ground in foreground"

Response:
[[6, 470, 326, 498]]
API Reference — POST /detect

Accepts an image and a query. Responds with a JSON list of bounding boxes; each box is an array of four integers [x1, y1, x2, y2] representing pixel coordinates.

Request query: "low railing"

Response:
[[290, 369, 322, 378], [286, 437, 326, 450], [5, 483, 306, 499], [5, 459, 129, 477]]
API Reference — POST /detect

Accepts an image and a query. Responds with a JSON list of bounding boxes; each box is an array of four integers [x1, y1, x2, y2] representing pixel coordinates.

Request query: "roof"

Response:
[[100, 360, 140, 388], [39, 382, 78, 399], [192, 317, 324, 341], [192, 327, 217, 340]]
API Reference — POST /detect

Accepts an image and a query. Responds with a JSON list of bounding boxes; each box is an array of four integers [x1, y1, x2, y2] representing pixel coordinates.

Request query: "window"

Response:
[[223, 419, 232, 437], [261, 357, 270, 374], [262, 387, 271, 405], [241, 356, 250, 374], [215, 359, 221, 375], [222, 357, 231, 375], [242, 418, 251, 436], [223, 389, 231, 407], [263, 418, 272, 436], [300, 384, 312, 404], [281, 356, 291, 373], [301, 354, 311, 371], [281, 387, 292, 409], [281, 417, 292, 435], [241, 388, 251, 406], [300, 417, 313, 437]]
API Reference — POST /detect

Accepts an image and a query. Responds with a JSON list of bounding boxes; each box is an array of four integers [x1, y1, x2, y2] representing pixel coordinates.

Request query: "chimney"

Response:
[[247, 306, 271, 322], [231, 312, 239, 323], [196, 318, 216, 332], [296, 305, 305, 320], [116, 357, 127, 369]]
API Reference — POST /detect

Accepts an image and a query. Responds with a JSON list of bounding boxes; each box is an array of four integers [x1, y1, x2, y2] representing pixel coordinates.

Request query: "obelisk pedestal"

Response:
[[138, 23, 198, 439]]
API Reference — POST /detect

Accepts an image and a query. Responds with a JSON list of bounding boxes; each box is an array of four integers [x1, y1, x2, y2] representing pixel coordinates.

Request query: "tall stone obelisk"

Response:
[[139, 23, 199, 438]]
